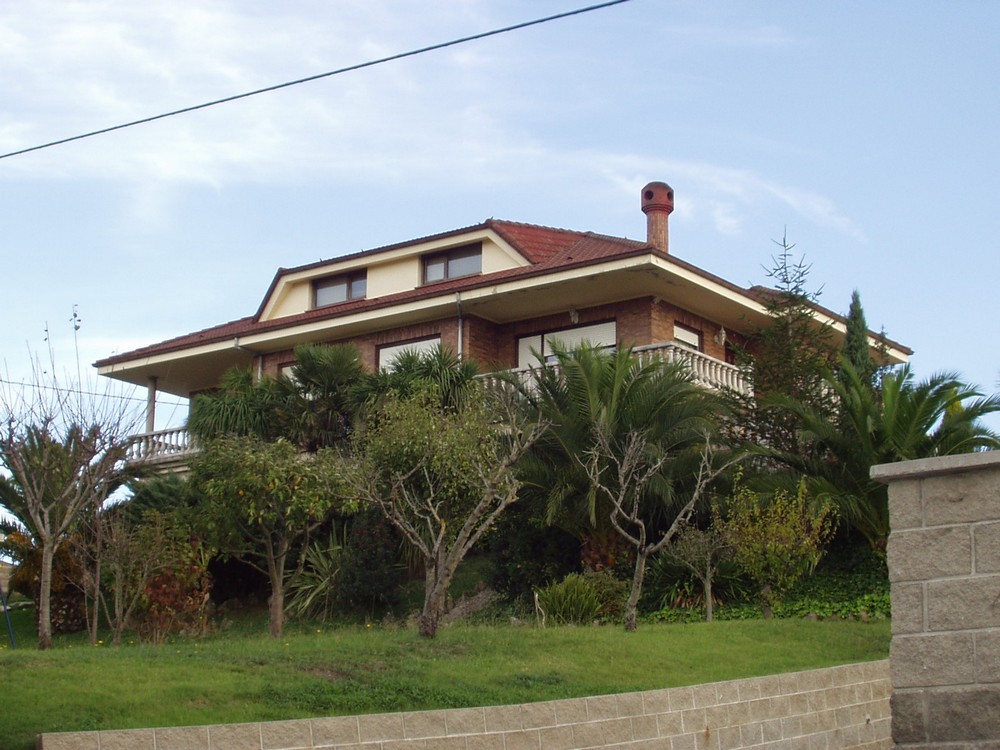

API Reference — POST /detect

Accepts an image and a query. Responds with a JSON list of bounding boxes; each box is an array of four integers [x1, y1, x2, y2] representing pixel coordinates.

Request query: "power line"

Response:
[[0, 376, 188, 408], [0, 0, 634, 161]]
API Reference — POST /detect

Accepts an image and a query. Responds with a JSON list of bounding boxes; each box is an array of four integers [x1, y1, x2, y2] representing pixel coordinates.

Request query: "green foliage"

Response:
[[189, 344, 366, 451], [581, 568, 628, 621], [729, 240, 839, 456], [764, 362, 1000, 551], [358, 344, 479, 414], [190, 435, 353, 637], [641, 550, 747, 613], [516, 344, 721, 539], [275, 343, 366, 451], [486, 501, 580, 600], [336, 509, 406, 615], [535, 573, 601, 625], [721, 478, 837, 617], [840, 290, 878, 389], [188, 368, 283, 442], [660, 518, 737, 621], [284, 528, 345, 621]]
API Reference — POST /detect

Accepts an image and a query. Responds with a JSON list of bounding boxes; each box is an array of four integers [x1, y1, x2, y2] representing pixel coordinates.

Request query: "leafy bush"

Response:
[[641, 551, 748, 613], [535, 573, 601, 625], [336, 509, 406, 616], [583, 569, 627, 621], [485, 500, 580, 600], [644, 554, 889, 624], [137, 538, 212, 643], [285, 528, 345, 621]]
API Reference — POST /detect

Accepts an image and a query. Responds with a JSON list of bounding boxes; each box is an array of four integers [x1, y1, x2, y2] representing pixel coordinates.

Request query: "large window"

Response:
[[516, 321, 618, 369], [377, 337, 441, 371], [423, 244, 482, 284], [314, 271, 367, 308]]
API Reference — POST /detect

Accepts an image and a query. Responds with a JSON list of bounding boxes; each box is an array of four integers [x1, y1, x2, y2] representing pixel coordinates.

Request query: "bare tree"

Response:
[[583, 429, 736, 631], [0, 360, 141, 648], [663, 519, 733, 622]]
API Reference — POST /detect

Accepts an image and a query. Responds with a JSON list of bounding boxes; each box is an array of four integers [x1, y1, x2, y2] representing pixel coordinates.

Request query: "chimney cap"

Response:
[[641, 181, 674, 215]]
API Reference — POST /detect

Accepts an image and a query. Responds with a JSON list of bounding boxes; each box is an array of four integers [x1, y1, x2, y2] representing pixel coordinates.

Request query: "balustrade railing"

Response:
[[125, 343, 747, 471], [126, 427, 199, 466], [481, 342, 750, 395], [633, 342, 750, 394]]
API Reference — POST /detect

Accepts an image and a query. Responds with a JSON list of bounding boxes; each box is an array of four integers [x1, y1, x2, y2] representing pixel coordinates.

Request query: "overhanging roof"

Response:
[[95, 219, 912, 396]]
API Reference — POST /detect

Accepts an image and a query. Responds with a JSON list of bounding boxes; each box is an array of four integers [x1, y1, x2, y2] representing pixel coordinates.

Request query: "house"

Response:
[[96, 181, 911, 468]]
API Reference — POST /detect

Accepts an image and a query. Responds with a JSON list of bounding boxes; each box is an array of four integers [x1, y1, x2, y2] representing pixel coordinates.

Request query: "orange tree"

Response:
[[190, 436, 353, 638]]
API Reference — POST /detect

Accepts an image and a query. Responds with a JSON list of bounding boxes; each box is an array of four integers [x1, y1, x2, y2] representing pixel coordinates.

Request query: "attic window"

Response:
[[314, 271, 367, 308], [423, 244, 481, 284]]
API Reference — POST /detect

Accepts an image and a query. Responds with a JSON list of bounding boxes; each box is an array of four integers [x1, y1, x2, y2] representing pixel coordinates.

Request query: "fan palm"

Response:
[[765, 361, 1000, 551], [515, 344, 725, 560]]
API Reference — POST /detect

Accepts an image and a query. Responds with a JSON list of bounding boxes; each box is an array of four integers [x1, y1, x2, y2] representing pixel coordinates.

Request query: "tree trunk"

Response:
[[624, 549, 648, 632], [267, 553, 286, 639], [761, 584, 773, 620], [419, 563, 447, 639], [38, 540, 55, 650], [704, 573, 714, 623]]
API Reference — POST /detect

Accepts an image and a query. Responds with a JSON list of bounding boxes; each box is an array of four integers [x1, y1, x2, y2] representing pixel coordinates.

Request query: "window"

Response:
[[423, 244, 482, 284], [517, 321, 618, 369], [314, 271, 366, 308], [673, 323, 702, 352], [377, 337, 441, 371]]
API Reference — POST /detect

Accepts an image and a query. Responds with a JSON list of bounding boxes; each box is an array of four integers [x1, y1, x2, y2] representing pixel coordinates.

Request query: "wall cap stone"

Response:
[[871, 451, 1000, 483]]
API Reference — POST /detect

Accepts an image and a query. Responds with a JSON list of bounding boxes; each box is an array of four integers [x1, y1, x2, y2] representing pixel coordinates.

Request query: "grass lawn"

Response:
[[0, 606, 889, 750]]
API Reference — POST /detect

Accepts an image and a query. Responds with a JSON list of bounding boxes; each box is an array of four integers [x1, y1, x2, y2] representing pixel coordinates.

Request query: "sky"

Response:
[[1, 0, 998, 431]]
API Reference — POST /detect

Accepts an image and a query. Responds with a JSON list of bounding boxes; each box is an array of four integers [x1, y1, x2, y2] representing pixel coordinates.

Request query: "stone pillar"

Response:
[[872, 451, 1000, 747]]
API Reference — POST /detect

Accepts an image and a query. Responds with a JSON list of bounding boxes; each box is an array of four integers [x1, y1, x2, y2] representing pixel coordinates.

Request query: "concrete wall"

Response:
[[873, 451, 1000, 748], [37, 660, 890, 750]]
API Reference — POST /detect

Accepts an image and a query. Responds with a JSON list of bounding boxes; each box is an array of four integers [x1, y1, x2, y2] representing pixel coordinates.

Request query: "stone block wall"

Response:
[[37, 660, 890, 750], [873, 451, 1000, 747]]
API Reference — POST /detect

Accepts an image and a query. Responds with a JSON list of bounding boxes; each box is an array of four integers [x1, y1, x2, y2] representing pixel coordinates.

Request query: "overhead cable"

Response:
[[0, 0, 633, 161]]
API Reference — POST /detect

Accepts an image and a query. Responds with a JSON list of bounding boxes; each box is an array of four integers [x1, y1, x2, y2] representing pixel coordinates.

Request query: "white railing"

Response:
[[482, 342, 750, 396], [125, 427, 199, 466], [125, 344, 748, 470], [633, 342, 750, 395]]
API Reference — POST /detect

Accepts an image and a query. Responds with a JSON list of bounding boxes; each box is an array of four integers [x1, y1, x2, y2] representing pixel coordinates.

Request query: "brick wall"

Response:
[[37, 660, 890, 750], [873, 451, 1000, 747]]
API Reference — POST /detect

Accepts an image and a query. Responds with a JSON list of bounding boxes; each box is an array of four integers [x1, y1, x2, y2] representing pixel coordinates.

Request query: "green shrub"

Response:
[[337, 509, 406, 615], [535, 573, 601, 625], [285, 529, 345, 621], [583, 569, 627, 621]]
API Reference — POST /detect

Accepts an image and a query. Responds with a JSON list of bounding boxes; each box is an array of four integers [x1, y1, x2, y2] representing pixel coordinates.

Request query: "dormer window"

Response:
[[423, 244, 482, 284], [314, 271, 367, 308]]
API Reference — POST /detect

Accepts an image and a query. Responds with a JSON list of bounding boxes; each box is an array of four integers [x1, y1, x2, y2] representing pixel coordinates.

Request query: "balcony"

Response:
[[484, 342, 750, 396], [125, 427, 198, 474], [632, 342, 750, 395], [124, 343, 748, 471]]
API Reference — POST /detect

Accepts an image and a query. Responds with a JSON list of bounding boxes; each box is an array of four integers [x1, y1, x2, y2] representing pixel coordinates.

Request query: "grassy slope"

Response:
[[0, 611, 889, 750]]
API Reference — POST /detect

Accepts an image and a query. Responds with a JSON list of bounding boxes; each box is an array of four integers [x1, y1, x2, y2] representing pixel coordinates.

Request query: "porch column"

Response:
[[145, 376, 157, 434]]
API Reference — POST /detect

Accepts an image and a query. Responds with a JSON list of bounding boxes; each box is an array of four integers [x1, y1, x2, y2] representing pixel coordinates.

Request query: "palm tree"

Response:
[[357, 345, 478, 414], [187, 368, 282, 443], [515, 345, 727, 584], [764, 362, 1000, 552], [188, 343, 366, 451], [274, 343, 366, 451]]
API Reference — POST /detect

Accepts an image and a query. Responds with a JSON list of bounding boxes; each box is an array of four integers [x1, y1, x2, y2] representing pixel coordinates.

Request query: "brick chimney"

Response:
[[641, 181, 674, 253]]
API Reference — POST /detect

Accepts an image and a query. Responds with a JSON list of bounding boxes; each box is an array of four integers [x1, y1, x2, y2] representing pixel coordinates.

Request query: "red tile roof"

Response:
[[95, 218, 912, 368]]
